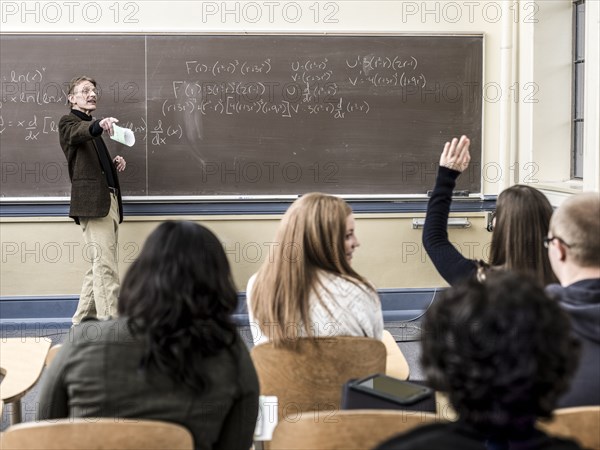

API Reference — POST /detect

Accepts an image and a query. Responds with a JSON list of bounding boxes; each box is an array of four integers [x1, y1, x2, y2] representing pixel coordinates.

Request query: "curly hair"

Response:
[[421, 271, 580, 430], [118, 221, 239, 392]]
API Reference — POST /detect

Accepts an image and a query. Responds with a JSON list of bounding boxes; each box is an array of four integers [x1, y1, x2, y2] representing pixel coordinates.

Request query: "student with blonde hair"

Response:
[[247, 193, 384, 347]]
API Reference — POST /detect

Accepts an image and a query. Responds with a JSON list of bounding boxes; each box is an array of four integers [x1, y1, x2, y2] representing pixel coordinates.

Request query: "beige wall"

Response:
[[0, 213, 491, 295], [1, 0, 598, 296]]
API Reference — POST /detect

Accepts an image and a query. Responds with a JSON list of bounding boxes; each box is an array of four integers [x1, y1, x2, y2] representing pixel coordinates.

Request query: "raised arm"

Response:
[[422, 136, 477, 285]]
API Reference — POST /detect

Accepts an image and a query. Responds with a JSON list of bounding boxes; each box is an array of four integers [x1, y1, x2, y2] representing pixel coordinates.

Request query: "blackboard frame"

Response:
[[0, 32, 484, 203]]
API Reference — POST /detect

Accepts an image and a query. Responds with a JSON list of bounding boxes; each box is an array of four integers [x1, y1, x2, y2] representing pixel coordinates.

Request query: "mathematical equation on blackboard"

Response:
[[1, 54, 427, 147], [0, 34, 483, 197]]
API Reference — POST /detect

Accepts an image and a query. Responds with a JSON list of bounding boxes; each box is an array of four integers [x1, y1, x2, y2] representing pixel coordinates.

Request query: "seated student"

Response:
[[377, 272, 582, 450], [423, 135, 557, 286], [247, 192, 384, 347], [545, 192, 600, 407], [38, 221, 259, 450]]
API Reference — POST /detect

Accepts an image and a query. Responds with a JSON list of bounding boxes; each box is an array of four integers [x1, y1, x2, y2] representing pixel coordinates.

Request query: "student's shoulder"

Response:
[[375, 423, 467, 450], [246, 272, 258, 291], [69, 317, 134, 346], [323, 272, 377, 299]]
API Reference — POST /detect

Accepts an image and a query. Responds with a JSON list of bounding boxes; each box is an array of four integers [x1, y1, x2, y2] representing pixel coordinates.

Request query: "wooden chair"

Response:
[[251, 336, 386, 420], [0, 418, 194, 449], [44, 344, 63, 367], [538, 406, 600, 450], [0, 337, 51, 424], [269, 409, 441, 449]]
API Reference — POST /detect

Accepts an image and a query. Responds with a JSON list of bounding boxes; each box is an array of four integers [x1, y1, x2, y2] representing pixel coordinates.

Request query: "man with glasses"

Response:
[[59, 76, 127, 324], [545, 192, 600, 407]]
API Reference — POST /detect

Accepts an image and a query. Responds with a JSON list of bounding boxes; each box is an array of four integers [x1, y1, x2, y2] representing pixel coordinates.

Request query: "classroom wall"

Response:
[[1, 0, 598, 297], [0, 213, 492, 295]]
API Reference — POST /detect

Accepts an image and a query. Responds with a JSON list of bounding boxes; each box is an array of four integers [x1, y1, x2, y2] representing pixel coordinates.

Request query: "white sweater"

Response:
[[246, 271, 384, 346]]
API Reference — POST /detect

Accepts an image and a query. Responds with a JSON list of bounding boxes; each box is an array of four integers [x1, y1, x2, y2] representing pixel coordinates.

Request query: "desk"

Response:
[[0, 337, 51, 424]]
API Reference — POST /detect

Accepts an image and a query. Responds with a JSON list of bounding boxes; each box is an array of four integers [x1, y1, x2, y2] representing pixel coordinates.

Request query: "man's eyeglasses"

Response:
[[543, 236, 572, 249], [74, 87, 98, 96]]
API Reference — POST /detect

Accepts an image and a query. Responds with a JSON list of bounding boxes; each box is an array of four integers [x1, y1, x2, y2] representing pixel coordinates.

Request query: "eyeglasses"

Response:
[[74, 86, 98, 96], [543, 236, 572, 249]]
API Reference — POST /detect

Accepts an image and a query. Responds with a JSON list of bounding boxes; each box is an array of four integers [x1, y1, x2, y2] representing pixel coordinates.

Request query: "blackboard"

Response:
[[0, 34, 483, 198]]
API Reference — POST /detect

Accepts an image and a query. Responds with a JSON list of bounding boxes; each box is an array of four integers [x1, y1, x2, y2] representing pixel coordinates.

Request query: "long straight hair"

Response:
[[250, 193, 373, 348], [490, 185, 557, 285]]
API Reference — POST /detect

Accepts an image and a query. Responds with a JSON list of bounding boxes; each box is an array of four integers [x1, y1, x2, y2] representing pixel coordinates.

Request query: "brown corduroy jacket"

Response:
[[59, 112, 123, 224]]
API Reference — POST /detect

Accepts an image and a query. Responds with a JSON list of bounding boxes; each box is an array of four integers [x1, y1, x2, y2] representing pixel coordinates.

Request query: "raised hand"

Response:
[[440, 135, 470, 173]]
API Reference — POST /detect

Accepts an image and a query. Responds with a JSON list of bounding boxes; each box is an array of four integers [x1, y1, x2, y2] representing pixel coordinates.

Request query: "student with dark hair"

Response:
[[423, 136, 557, 286], [377, 271, 582, 449], [38, 221, 259, 450]]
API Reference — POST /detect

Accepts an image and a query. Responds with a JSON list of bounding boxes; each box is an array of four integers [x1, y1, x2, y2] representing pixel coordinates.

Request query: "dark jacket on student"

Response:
[[375, 421, 583, 450], [547, 278, 600, 407], [37, 318, 259, 450]]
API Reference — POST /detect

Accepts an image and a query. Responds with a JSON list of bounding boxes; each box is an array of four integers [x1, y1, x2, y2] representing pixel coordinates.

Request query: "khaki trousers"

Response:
[[72, 193, 120, 324]]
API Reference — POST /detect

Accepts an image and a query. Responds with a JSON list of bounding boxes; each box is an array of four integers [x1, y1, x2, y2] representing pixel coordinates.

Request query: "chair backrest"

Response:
[[538, 406, 600, 450], [0, 418, 194, 450], [251, 336, 386, 420], [45, 344, 63, 367], [269, 409, 441, 449]]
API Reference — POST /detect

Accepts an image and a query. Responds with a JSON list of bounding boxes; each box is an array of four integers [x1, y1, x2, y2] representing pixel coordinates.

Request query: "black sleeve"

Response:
[[422, 166, 477, 286], [89, 119, 103, 137]]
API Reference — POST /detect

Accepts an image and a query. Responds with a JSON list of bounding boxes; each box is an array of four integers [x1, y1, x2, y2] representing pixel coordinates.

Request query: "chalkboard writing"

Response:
[[0, 34, 483, 198]]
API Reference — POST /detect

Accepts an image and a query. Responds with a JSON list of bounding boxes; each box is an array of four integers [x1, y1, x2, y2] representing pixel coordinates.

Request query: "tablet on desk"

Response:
[[350, 374, 433, 406]]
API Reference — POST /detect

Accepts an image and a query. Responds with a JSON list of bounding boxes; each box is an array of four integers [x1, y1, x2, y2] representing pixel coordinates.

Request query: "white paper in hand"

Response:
[[110, 125, 135, 147]]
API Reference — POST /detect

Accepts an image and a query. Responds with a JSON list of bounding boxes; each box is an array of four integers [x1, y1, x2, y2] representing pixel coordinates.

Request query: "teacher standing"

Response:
[[59, 76, 126, 324]]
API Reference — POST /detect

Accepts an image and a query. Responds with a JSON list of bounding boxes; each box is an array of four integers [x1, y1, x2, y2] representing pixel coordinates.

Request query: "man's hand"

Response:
[[113, 155, 126, 172], [440, 135, 471, 173], [99, 117, 119, 136]]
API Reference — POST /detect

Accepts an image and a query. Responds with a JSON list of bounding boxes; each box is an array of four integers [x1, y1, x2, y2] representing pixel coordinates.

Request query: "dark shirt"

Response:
[[376, 421, 583, 450], [37, 318, 259, 450], [422, 166, 478, 285], [547, 278, 600, 407], [70, 109, 116, 189]]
